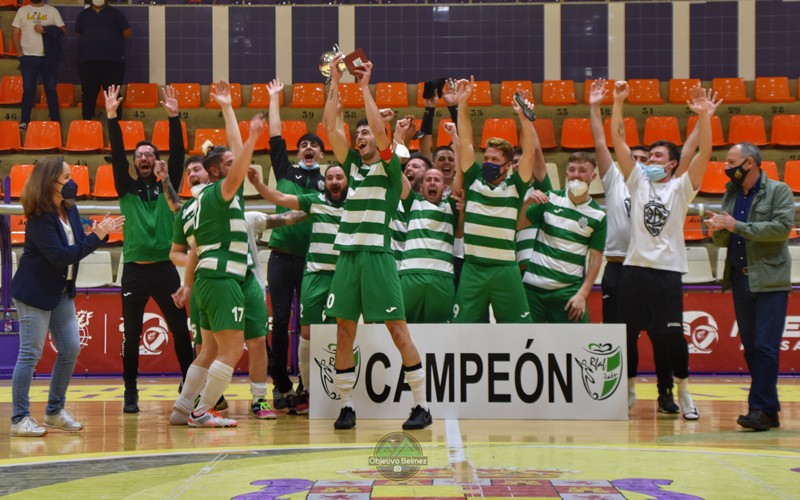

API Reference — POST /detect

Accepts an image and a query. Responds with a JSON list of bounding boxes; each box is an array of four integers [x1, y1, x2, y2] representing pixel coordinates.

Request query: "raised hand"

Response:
[[153, 160, 168, 180], [160, 85, 179, 117], [686, 84, 710, 115], [525, 189, 549, 205], [455, 76, 474, 106], [267, 78, 284, 97], [613, 80, 629, 102], [589, 78, 609, 107], [210, 80, 232, 107], [705, 88, 723, 116], [379, 108, 395, 123], [104, 84, 123, 117], [442, 78, 458, 107], [247, 165, 263, 186], [353, 60, 374, 88], [512, 90, 535, 121], [330, 54, 345, 85], [249, 112, 265, 139]]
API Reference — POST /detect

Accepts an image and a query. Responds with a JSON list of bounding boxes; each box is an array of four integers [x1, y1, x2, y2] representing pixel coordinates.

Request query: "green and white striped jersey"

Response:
[[297, 192, 344, 273], [463, 162, 529, 266], [193, 183, 252, 281], [516, 175, 553, 268], [399, 192, 456, 277], [390, 201, 407, 269], [523, 189, 607, 290], [334, 148, 402, 253], [172, 197, 198, 248]]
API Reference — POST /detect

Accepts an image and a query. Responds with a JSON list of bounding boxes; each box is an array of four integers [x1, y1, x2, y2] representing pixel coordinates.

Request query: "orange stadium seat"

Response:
[[627, 79, 664, 104], [407, 121, 422, 151], [771, 114, 800, 146], [281, 120, 308, 152], [179, 171, 193, 198], [583, 79, 614, 105], [481, 118, 518, 149], [468, 80, 493, 106], [10, 215, 27, 246], [0, 30, 6, 56], [560, 118, 593, 149], [699, 161, 728, 195], [683, 215, 705, 242], [0, 75, 22, 105], [289, 82, 324, 109], [375, 82, 408, 108], [415, 82, 447, 108], [0, 0, 20, 9], [151, 120, 188, 152], [712, 77, 751, 104], [316, 121, 351, 151], [755, 77, 794, 103], [92, 164, 118, 199], [760, 160, 779, 181], [89, 215, 123, 244], [339, 83, 364, 108], [239, 120, 270, 152], [603, 117, 641, 148], [542, 80, 577, 105], [191, 128, 227, 156], [69, 164, 91, 198], [668, 78, 701, 104], [783, 160, 800, 193], [727, 114, 769, 146], [0, 120, 20, 152], [124, 83, 159, 108], [436, 119, 454, 148], [170, 83, 201, 109], [22, 121, 61, 151], [63, 120, 104, 152], [534, 118, 557, 150], [686, 115, 727, 147], [206, 82, 241, 109], [643, 116, 682, 146], [3, 32, 17, 58], [109, 120, 146, 152], [248, 83, 284, 109], [501, 80, 534, 106], [9, 164, 34, 198], [35, 83, 74, 109]]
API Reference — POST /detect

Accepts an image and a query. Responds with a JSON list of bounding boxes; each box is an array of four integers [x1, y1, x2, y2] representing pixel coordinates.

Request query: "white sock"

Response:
[[250, 381, 267, 403], [175, 365, 208, 413], [404, 366, 428, 411], [298, 338, 310, 393], [195, 361, 234, 415], [628, 377, 636, 394], [675, 377, 689, 396], [334, 370, 356, 408]]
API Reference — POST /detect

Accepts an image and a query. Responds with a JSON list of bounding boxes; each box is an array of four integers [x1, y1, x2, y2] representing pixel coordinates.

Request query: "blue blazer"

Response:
[[11, 206, 104, 311]]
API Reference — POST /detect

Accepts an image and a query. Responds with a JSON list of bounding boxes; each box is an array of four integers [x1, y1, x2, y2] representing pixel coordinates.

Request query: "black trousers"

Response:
[[121, 261, 194, 393], [77, 60, 126, 120], [601, 261, 645, 379], [267, 251, 306, 394]]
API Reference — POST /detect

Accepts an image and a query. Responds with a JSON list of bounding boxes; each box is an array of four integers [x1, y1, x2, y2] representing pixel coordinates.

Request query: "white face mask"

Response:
[[92, 0, 105, 7], [190, 183, 209, 198], [567, 179, 588, 197]]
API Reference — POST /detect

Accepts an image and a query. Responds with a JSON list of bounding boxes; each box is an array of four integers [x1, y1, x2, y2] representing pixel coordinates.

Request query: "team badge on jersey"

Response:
[[643, 200, 670, 236]]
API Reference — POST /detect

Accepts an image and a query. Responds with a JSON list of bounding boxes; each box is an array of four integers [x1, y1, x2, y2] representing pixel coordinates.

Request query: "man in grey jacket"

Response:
[[706, 141, 794, 431]]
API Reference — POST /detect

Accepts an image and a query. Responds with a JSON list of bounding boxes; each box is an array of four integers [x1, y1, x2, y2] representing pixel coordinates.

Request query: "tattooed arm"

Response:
[[265, 210, 308, 228], [155, 160, 182, 213]]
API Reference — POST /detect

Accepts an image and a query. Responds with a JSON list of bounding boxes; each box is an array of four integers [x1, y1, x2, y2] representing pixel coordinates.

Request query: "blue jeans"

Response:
[[731, 269, 788, 415], [11, 296, 80, 423], [19, 55, 59, 124]]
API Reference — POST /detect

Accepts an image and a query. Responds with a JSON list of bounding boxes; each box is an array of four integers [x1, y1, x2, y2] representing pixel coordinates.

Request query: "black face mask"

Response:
[[481, 161, 506, 183], [59, 179, 79, 200], [725, 159, 748, 186]]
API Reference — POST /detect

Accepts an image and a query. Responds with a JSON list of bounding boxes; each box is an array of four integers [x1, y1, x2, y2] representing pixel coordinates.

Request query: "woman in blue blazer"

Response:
[[9, 156, 124, 437]]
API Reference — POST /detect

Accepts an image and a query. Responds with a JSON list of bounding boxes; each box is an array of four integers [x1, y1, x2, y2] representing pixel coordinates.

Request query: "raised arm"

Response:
[[456, 76, 476, 172], [322, 54, 350, 163], [355, 62, 390, 151], [154, 160, 181, 213], [221, 113, 264, 201], [683, 85, 713, 191], [160, 85, 185, 188], [588, 79, 614, 178], [247, 165, 301, 210], [267, 78, 284, 138], [210, 80, 243, 157], [443, 122, 464, 195], [675, 88, 722, 178], [610, 80, 634, 180], [512, 90, 542, 184], [104, 85, 134, 194]]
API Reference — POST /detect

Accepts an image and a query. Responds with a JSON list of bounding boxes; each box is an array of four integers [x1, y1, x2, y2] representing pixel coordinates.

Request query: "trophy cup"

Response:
[[319, 44, 347, 84]]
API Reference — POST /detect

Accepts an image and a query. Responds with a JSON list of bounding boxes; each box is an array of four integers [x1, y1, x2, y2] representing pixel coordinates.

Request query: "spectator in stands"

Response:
[[610, 81, 713, 421], [706, 142, 794, 431], [452, 79, 537, 323], [105, 84, 194, 414], [12, 0, 65, 130], [265, 78, 326, 413], [9, 157, 123, 437], [75, 0, 131, 120]]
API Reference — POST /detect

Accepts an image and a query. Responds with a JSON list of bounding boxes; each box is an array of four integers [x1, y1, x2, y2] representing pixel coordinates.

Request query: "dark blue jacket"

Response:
[[11, 206, 104, 311]]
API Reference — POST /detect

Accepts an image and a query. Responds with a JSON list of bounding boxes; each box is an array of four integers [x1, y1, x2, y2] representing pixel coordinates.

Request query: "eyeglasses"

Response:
[[134, 151, 155, 159]]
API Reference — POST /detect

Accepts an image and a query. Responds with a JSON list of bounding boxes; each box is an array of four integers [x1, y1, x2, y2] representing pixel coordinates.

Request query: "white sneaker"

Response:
[[44, 409, 83, 431], [628, 389, 637, 410], [679, 392, 699, 420], [10, 416, 46, 437], [188, 409, 237, 428]]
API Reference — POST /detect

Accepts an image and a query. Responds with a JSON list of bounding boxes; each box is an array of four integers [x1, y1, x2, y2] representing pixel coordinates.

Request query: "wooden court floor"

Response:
[[0, 375, 799, 499]]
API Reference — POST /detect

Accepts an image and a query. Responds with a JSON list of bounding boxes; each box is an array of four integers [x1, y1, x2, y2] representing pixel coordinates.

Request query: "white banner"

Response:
[[309, 323, 627, 420]]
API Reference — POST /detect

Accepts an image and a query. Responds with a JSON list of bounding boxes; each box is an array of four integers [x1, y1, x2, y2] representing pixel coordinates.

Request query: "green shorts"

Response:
[[300, 271, 336, 325], [525, 283, 588, 324], [194, 273, 267, 342], [325, 251, 406, 322], [401, 272, 455, 323], [453, 261, 532, 323], [195, 276, 245, 332], [190, 292, 201, 344]]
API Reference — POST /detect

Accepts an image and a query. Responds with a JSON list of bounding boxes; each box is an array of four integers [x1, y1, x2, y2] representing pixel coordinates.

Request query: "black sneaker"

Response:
[[402, 405, 432, 430], [769, 413, 780, 428], [123, 391, 140, 414], [272, 388, 287, 411], [657, 390, 679, 414], [334, 406, 356, 429], [285, 392, 299, 415]]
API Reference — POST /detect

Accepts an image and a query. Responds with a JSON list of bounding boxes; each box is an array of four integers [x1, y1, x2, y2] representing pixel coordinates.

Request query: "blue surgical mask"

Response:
[[59, 179, 78, 200], [640, 162, 668, 182], [299, 161, 319, 171], [481, 162, 505, 183]]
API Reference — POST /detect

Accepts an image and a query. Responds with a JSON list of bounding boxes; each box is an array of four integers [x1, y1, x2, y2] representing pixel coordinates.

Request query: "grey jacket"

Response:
[[712, 171, 794, 292]]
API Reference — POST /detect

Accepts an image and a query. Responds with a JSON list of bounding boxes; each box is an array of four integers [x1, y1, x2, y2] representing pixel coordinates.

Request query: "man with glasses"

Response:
[[105, 84, 194, 414]]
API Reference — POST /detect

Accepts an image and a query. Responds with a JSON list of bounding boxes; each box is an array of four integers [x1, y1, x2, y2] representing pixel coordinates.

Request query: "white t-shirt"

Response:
[[601, 164, 632, 258], [59, 217, 75, 281], [12, 4, 64, 57], [624, 165, 697, 273]]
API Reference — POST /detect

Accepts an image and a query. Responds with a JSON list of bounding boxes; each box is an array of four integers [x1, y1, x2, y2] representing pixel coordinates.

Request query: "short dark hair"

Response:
[[567, 151, 597, 169], [355, 118, 369, 130], [433, 145, 454, 158], [407, 152, 433, 170], [736, 142, 762, 167], [202, 145, 231, 172], [297, 133, 324, 150], [133, 140, 160, 160], [184, 155, 204, 169], [649, 140, 680, 163], [630, 144, 650, 155]]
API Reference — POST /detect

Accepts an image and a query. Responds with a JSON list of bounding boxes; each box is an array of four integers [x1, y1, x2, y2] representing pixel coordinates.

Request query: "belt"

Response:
[[732, 266, 749, 276]]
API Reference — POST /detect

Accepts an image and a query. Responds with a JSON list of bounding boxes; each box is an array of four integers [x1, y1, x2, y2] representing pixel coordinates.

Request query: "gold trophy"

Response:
[[319, 44, 347, 83]]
